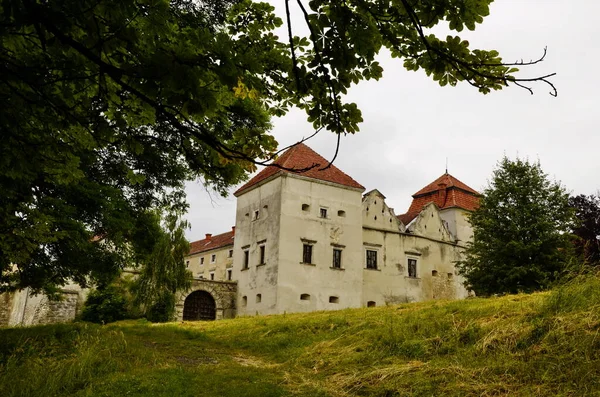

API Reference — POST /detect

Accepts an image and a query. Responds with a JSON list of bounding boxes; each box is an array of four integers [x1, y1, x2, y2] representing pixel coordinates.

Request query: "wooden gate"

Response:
[[182, 290, 216, 321]]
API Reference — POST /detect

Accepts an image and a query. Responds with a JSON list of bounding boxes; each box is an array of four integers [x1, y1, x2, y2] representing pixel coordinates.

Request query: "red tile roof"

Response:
[[188, 231, 234, 255], [398, 173, 480, 225], [234, 143, 364, 196]]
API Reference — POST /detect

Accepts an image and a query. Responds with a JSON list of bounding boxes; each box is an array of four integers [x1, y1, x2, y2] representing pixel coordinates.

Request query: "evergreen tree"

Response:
[[569, 194, 600, 266], [458, 158, 574, 295]]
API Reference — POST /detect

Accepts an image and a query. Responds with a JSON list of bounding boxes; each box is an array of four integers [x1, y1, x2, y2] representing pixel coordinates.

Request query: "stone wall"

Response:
[[0, 292, 15, 326], [175, 279, 238, 321]]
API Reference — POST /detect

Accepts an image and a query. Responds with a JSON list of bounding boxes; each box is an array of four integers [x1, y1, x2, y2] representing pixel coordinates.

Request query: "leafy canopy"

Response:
[[0, 0, 555, 292], [458, 157, 573, 295]]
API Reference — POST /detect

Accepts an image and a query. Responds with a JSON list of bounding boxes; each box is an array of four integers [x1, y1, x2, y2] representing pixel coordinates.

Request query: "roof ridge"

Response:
[[234, 143, 364, 196]]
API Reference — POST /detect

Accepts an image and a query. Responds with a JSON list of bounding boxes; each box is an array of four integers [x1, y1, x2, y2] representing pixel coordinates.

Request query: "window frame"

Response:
[[332, 248, 342, 269], [209, 272, 215, 280], [407, 257, 418, 278], [302, 243, 313, 264], [366, 249, 378, 270], [228, 249, 233, 258], [243, 249, 250, 269], [200, 257, 204, 265], [210, 254, 216, 263], [319, 207, 328, 219], [259, 244, 266, 265], [227, 269, 233, 281]]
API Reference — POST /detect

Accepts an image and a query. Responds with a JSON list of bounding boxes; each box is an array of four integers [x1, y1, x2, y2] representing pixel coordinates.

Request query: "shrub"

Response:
[[80, 285, 128, 324], [145, 292, 176, 323]]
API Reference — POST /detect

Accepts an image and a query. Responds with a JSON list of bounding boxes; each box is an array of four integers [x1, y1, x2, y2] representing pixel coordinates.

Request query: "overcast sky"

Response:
[[184, 0, 599, 242]]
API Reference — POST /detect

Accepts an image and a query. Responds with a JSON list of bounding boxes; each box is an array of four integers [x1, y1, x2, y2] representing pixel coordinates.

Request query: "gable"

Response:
[[362, 190, 404, 232]]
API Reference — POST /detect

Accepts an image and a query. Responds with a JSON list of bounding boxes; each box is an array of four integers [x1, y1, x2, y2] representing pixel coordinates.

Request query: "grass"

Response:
[[2, 275, 600, 396]]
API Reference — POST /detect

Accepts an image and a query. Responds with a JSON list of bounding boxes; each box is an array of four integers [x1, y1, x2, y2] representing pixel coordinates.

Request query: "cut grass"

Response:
[[2, 275, 600, 396]]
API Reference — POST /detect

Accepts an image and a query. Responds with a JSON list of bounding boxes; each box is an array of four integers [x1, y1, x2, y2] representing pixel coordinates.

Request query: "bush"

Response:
[[145, 292, 176, 323], [80, 285, 128, 324]]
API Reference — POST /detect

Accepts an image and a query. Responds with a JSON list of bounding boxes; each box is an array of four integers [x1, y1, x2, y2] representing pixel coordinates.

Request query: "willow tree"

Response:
[[0, 0, 556, 293]]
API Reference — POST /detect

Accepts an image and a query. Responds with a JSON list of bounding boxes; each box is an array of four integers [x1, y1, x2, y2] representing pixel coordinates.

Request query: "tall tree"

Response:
[[569, 194, 600, 266], [458, 158, 573, 295], [1, 0, 556, 292], [133, 212, 192, 322]]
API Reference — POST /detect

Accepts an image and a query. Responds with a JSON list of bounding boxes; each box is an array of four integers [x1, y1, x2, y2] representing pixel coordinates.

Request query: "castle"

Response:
[[182, 143, 479, 320], [0, 143, 480, 326]]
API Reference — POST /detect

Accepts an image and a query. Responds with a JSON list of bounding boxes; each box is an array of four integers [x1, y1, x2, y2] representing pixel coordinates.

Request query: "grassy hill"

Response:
[[1, 275, 600, 397]]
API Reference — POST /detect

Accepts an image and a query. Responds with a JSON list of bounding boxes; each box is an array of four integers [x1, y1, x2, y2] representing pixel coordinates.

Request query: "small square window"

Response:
[[211, 254, 216, 263], [320, 208, 328, 218], [259, 245, 266, 265], [366, 250, 378, 269], [408, 258, 418, 278], [302, 244, 313, 264], [332, 249, 342, 268]]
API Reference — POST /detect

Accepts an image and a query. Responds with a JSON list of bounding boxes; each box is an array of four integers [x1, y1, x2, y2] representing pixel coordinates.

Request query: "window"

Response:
[[367, 301, 376, 308], [366, 250, 378, 269], [227, 269, 232, 281], [300, 294, 311, 301], [432, 270, 438, 276], [243, 249, 249, 269], [337, 210, 346, 217], [332, 249, 342, 268], [253, 210, 259, 220], [242, 296, 247, 307], [320, 208, 328, 218], [228, 249, 233, 258], [200, 257, 204, 265], [259, 245, 266, 265], [211, 254, 216, 263], [302, 204, 310, 211], [210, 272, 215, 280], [185, 260, 189, 268], [199, 275, 204, 279], [256, 294, 262, 303], [447, 272, 454, 280], [408, 258, 418, 278], [302, 244, 313, 264], [329, 296, 339, 304]]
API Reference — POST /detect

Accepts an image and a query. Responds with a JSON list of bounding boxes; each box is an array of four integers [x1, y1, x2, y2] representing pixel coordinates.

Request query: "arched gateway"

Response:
[[183, 290, 216, 321], [176, 279, 237, 321]]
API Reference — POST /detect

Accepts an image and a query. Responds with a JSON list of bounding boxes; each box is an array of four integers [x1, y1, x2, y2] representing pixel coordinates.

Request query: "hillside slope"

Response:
[[1, 276, 600, 396]]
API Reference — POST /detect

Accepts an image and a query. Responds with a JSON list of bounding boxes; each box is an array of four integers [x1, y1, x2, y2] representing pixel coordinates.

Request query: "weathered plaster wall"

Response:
[[276, 174, 365, 313], [187, 245, 234, 281], [1, 286, 84, 327], [440, 207, 473, 244], [233, 176, 283, 316], [362, 198, 469, 307]]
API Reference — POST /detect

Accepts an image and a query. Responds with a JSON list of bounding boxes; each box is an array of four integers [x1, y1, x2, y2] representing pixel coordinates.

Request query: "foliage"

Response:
[[0, 0, 556, 293], [3, 274, 600, 396], [458, 157, 574, 295], [133, 213, 192, 322], [569, 194, 600, 266], [145, 292, 177, 323], [79, 284, 129, 324]]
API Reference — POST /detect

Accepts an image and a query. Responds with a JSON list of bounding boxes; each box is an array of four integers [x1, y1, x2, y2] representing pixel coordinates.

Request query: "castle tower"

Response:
[[232, 143, 365, 315], [398, 173, 480, 243]]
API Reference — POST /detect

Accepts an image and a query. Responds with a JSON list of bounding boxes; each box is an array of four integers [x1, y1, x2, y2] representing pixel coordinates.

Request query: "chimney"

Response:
[[231, 226, 235, 235], [438, 183, 447, 205], [205, 233, 212, 240]]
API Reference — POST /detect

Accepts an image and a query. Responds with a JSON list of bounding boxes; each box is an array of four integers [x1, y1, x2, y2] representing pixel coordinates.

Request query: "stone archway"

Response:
[[182, 290, 216, 321], [176, 279, 237, 321]]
